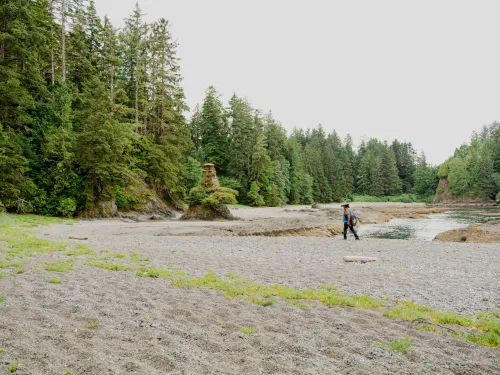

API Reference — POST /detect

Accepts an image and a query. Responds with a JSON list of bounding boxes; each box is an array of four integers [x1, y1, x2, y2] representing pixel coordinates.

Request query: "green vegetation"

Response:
[[49, 275, 62, 284], [240, 326, 255, 335], [85, 259, 132, 272], [375, 338, 412, 354], [66, 246, 96, 256], [351, 194, 433, 203], [384, 300, 500, 347], [7, 359, 19, 373], [0, 296, 4, 303], [45, 259, 74, 273], [86, 320, 99, 329], [130, 252, 150, 264], [288, 301, 309, 309], [0, 349, 3, 357], [320, 284, 339, 292], [437, 123, 500, 200]]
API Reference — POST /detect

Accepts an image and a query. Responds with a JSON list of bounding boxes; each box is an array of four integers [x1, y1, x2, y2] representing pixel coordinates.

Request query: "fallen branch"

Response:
[[343, 256, 376, 263], [69, 237, 88, 240]]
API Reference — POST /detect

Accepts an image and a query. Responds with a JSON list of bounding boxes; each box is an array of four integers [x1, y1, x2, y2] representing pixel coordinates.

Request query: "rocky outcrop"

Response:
[[181, 164, 237, 221], [201, 163, 219, 189]]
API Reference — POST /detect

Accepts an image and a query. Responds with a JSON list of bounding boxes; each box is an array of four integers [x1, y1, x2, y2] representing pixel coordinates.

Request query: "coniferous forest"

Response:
[[1, 1, 499, 216]]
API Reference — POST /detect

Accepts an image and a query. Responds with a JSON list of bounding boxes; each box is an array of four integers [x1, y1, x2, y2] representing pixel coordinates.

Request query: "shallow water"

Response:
[[360, 210, 499, 241]]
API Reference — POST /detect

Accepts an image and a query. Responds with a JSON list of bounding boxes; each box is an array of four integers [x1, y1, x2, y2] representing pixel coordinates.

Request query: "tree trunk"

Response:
[[51, 25, 55, 85], [135, 75, 139, 130], [61, 0, 66, 82]]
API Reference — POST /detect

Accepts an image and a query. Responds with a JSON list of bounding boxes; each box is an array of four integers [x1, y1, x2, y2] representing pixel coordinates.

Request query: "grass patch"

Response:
[[482, 295, 489, 302], [66, 245, 95, 256], [130, 252, 150, 264], [86, 320, 99, 329], [0, 296, 4, 303], [12, 268, 26, 274], [45, 259, 74, 272], [0, 215, 72, 273], [384, 300, 500, 347], [240, 326, 255, 335], [320, 284, 338, 292], [136, 267, 185, 279], [0, 349, 3, 357], [7, 359, 19, 373], [49, 275, 62, 284], [0, 271, 9, 278], [375, 337, 412, 354], [245, 297, 276, 306], [86, 259, 132, 272], [288, 301, 308, 309]]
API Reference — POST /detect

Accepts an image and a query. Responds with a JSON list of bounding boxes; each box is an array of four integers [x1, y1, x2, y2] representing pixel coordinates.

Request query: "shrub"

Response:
[[57, 197, 77, 218]]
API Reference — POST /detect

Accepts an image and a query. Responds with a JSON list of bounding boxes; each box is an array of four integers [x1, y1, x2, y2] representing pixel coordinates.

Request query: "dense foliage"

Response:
[[191, 89, 435, 206], [0, 1, 189, 215], [437, 123, 500, 199]]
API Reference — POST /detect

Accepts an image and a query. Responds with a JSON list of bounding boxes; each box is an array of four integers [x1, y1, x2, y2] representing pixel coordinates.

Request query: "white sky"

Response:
[[95, 0, 500, 165]]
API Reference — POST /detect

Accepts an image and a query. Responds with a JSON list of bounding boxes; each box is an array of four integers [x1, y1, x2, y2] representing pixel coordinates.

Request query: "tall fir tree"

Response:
[[198, 86, 229, 171]]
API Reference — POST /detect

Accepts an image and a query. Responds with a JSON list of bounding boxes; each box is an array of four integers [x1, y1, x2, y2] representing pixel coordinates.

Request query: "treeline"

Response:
[[0, 1, 464, 217], [436, 122, 500, 200], [189, 87, 438, 206], [0, 1, 189, 216]]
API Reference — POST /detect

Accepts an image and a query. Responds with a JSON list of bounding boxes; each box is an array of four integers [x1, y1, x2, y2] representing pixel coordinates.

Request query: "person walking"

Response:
[[341, 201, 359, 240]]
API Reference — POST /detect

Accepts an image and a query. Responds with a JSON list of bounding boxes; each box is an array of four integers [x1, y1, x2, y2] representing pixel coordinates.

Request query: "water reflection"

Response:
[[360, 212, 488, 241]]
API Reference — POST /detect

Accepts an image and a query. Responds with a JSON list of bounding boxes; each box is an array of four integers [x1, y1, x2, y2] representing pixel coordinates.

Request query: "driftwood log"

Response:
[[343, 256, 377, 263]]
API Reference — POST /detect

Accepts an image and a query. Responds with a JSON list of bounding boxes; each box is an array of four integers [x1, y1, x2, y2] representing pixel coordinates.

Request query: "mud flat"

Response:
[[0, 204, 499, 374]]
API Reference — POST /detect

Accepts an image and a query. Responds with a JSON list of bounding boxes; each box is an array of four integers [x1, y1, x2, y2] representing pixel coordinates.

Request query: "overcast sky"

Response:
[[94, 0, 500, 165]]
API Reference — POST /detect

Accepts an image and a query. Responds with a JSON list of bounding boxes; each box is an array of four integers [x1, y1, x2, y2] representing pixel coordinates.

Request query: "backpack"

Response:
[[349, 211, 358, 226]]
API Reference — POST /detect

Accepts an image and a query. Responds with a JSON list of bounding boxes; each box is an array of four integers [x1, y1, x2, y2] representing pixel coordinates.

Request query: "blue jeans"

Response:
[[344, 223, 359, 239]]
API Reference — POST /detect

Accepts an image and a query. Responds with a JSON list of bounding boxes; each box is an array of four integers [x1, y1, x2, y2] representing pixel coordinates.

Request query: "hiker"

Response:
[[341, 201, 359, 240]]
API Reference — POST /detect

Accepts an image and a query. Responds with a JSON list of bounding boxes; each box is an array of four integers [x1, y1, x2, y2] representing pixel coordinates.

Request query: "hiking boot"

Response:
[[343, 237, 347, 240], [355, 237, 360, 240]]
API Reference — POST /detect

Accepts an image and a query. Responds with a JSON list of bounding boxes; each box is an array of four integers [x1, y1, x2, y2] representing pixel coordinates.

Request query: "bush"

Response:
[[188, 185, 208, 205], [248, 182, 265, 207], [57, 197, 77, 218]]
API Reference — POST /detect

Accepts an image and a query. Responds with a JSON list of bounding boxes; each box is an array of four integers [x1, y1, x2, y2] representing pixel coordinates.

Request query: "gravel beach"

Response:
[[1, 205, 499, 374]]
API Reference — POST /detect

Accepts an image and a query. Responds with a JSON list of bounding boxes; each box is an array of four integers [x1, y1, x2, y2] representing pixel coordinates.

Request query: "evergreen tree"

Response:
[[413, 152, 437, 197], [198, 86, 229, 171], [286, 137, 313, 204], [98, 16, 119, 98], [356, 154, 371, 195], [264, 112, 287, 161], [227, 95, 254, 185], [250, 129, 271, 185], [74, 77, 135, 206], [0, 125, 29, 208], [369, 157, 384, 196], [381, 146, 402, 195], [119, 3, 148, 129], [0, 0, 51, 130]]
